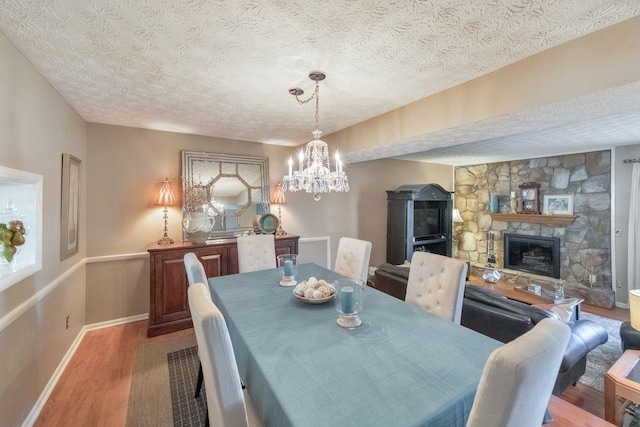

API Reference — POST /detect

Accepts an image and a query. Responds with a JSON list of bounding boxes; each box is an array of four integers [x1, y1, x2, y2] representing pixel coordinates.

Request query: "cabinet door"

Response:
[[149, 245, 229, 336], [275, 237, 298, 257], [153, 253, 190, 326], [195, 247, 227, 278]]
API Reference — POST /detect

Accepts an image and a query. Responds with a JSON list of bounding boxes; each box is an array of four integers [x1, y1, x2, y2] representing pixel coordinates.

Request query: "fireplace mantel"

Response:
[[490, 213, 577, 227]]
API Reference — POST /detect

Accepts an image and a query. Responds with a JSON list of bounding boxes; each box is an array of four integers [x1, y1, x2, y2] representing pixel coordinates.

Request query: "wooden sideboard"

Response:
[[147, 235, 299, 337]]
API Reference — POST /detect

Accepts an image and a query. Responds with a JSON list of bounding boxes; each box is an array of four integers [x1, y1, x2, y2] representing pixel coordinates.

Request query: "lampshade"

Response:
[[452, 209, 464, 223], [271, 182, 287, 205], [156, 178, 176, 207], [630, 290, 640, 330]]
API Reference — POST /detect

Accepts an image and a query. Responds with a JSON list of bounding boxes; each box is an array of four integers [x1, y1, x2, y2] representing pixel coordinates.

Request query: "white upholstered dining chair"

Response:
[[334, 237, 372, 283], [466, 318, 571, 427], [404, 252, 467, 324], [184, 252, 210, 398], [237, 234, 277, 273], [188, 282, 263, 427], [184, 252, 208, 292]]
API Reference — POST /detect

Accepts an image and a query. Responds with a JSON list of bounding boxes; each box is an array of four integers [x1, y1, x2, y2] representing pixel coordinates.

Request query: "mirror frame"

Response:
[[181, 151, 270, 239]]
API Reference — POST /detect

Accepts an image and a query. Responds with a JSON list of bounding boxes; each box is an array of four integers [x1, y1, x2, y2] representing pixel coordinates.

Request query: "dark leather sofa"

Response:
[[373, 264, 410, 299], [462, 285, 609, 396]]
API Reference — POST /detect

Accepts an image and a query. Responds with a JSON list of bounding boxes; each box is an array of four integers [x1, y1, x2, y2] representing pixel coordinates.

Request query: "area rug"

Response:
[[126, 333, 207, 427], [577, 311, 622, 392]]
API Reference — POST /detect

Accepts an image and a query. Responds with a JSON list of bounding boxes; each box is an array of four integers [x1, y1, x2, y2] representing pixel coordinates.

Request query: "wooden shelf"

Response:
[[489, 213, 577, 226]]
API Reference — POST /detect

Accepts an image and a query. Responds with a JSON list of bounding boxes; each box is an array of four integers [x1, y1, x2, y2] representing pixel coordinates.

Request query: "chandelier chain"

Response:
[[293, 82, 318, 105]]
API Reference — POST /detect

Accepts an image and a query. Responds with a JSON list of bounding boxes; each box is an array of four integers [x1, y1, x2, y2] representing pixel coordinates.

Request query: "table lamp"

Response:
[[270, 182, 287, 236], [156, 178, 176, 244], [630, 290, 640, 330], [452, 209, 464, 241]]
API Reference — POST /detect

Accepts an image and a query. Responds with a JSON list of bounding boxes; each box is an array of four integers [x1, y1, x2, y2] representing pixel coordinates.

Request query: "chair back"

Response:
[[334, 237, 372, 283], [404, 252, 467, 324], [237, 234, 277, 273], [184, 252, 212, 304], [188, 282, 249, 427], [184, 252, 208, 286], [467, 318, 571, 427]]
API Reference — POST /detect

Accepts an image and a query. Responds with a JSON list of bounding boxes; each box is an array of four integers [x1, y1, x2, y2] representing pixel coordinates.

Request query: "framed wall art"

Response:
[[60, 153, 81, 260], [543, 194, 574, 215]]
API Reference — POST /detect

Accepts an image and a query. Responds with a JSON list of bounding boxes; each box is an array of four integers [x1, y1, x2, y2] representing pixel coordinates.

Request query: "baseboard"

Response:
[[84, 313, 149, 332], [21, 313, 149, 427]]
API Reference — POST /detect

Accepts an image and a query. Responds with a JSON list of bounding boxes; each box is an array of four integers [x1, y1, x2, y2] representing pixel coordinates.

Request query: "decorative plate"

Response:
[[259, 213, 279, 234], [292, 289, 335, 305]]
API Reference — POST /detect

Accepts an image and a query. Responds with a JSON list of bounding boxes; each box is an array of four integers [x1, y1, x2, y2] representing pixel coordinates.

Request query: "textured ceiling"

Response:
[[0, 0, 639, 164]]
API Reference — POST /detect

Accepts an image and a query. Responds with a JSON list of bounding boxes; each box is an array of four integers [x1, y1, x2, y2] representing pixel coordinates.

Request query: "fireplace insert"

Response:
[[503, 233, 560, 278]]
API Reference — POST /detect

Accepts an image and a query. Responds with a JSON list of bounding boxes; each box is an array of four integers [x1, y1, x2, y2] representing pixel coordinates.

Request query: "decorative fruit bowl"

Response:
[[293, 278, 335, 305], [0, 220, 26, 265], [0, 200, 27, 266]]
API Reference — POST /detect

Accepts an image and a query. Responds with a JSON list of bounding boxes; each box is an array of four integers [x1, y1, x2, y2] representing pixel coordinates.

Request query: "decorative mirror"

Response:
[[181, 151, 270, 240]]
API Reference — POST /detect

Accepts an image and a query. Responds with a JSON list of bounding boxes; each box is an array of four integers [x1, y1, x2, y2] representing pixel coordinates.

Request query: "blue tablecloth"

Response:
[[208, 263, 501, 427]]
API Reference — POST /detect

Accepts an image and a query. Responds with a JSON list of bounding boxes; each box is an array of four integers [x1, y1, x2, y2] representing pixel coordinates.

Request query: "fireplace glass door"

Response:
[[503, 233, 561, 279]]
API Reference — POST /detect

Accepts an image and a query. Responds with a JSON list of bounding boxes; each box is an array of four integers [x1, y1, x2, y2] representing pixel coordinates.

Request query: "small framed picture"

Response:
[[543, 195, 574, 215], [60, 153, 81, 260]]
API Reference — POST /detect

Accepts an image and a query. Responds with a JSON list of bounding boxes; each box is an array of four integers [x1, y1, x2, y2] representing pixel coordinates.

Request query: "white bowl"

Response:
[[292, 289, 335, 304]]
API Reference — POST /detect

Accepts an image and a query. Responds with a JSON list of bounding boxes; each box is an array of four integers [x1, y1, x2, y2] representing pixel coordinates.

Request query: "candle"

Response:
[[335, 151, 340, 172], [284, 260, 293, 277], [298, 150, 304, 172], [490, 195, 499, 213], [288, 156, 293, 177], [341, 287, 354, 314], [510, 191, 516, 198], [589, 274, 596, 284]]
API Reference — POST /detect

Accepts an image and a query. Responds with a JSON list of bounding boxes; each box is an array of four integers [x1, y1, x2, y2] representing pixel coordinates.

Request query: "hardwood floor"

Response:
[[34, 321, 192, 427], [35, 304, 626, 426]]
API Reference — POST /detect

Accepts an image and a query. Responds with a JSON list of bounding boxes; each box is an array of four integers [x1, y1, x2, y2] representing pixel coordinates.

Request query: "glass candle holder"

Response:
[[334, 278, 365, 328], [277, 254, 298, 287], [554, 280, 566, 301]]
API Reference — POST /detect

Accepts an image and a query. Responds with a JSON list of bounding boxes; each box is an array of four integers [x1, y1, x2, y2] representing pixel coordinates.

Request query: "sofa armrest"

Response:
[[560, 319, 609, 371], [461, 298, 534, 343]]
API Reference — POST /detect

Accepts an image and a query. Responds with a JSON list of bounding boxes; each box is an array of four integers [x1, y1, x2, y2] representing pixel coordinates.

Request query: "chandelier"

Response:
[[282, 71, 349, 201]]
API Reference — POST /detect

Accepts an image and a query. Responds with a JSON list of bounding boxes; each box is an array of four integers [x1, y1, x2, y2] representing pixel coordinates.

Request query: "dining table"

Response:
[[207, 263, 501, 427]]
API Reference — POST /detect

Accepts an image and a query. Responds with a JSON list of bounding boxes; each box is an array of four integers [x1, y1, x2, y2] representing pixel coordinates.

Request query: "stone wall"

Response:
[[455, 151, 612, 290]]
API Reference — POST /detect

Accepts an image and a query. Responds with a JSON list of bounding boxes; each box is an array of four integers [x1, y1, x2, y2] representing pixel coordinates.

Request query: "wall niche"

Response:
[[454, 151, 612, 305]]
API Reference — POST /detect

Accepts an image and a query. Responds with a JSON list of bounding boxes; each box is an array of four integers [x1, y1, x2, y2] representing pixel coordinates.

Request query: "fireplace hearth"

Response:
[[503, 233, 560, 279]]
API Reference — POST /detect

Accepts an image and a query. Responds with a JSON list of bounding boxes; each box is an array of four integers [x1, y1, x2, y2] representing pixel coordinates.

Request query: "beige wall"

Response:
[[85, 124, 451, 323], [0, 32, 87, 427]]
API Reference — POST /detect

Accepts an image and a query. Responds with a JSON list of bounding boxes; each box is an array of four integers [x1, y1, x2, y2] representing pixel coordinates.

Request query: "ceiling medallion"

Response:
[[282, 71, 349, 201]]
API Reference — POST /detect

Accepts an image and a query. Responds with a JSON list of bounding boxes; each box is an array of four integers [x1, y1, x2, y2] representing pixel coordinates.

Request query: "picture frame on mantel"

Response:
[[60, 153, 81, 260], [543, 194, 574, 215]]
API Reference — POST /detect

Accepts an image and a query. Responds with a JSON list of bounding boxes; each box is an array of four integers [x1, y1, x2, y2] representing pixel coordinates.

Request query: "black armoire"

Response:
[[386, 184, 453, 265]]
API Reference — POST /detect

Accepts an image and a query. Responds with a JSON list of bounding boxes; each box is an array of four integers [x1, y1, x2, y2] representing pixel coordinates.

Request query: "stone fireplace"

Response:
[[454, 151, 615, 308], [503, 233, 560, 279]]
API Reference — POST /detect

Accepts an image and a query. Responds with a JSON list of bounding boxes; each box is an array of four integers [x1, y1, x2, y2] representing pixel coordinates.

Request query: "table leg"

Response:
[[604, 373, 617, 424]]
